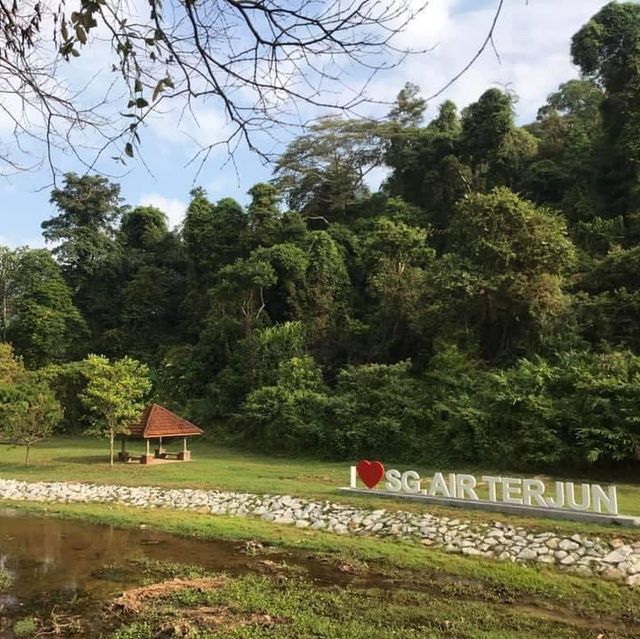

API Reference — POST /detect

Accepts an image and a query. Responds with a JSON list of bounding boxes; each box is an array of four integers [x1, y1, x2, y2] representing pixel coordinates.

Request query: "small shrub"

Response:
[[13, 618, 37, 638]]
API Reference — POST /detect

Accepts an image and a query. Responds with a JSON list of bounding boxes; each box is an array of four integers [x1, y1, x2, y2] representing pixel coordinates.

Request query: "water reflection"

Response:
[[0, 507, 354, 614]]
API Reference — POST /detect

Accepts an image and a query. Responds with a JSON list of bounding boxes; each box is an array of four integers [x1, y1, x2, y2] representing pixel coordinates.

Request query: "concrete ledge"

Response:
[[338, 487, 640, 527]]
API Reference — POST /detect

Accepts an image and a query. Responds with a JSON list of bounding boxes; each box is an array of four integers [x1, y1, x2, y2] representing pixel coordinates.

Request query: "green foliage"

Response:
[[324, 361, 425, 459], [0, 379, 63, 466], [571, 2, 640, 224], [236, 356, 329, 454], [556, 350, 640, 464], [34, 361, 89, 433], [388, 82, 426, 127], [296, 231, 350, 347], [9, 3, 640, 472], [43, 172, 122, 282], [208, 321, 309, 422], [0, 245, 25, 342], [80, 355, 151, 465], [444, 188, 575, 358], [274, 116, 381, 224], [0, 567, 11, 592], [5, 249, 87, 367], [12, 618, 37, 638], [120, 206, 168, 248], [0, 342, 27, 384]]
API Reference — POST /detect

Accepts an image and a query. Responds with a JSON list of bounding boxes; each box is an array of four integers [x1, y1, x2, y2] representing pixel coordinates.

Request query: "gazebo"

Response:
[[119, 404, 204, 465]]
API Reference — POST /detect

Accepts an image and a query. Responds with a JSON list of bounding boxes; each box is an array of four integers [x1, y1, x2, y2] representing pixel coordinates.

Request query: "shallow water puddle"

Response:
[[0, 507, 361, 634]]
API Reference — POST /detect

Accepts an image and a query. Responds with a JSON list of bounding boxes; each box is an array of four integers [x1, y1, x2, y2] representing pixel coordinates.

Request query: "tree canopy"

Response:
[[4, 2, 640, 472]]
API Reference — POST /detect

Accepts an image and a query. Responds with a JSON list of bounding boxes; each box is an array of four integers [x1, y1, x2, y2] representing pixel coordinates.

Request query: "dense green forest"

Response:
[[1, 2, 640, 471]]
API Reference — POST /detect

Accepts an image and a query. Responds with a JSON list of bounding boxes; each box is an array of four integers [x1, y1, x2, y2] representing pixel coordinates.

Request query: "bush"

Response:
[[234, 356, 329, 454], [13, 618, 37, 638], [555, 350, 640, 464], [323, 360, 426, 460]]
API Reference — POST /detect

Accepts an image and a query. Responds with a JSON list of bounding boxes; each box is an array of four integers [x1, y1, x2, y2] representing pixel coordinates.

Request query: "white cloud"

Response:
[[374, 0, 608, 122], [137, 194, 187, 229], [146, 104, 230, 150]]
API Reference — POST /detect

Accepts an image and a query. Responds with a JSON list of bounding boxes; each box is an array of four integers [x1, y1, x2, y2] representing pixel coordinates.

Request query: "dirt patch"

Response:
[[108, 577, 226, 614], [155, 606, 281, 637], [107, 578, 284, 637]]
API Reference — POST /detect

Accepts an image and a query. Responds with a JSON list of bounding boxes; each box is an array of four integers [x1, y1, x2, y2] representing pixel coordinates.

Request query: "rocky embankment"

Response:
[[1, 478, 639, 585]]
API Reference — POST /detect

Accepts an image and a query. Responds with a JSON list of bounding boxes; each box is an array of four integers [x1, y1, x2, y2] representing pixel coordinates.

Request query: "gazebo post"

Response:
[[179, 436, 190, 461], [141, 437, 153, 465]]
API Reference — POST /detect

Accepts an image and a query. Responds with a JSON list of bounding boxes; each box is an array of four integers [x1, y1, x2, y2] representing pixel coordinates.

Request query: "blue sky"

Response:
[[0, 0, 614, 247]]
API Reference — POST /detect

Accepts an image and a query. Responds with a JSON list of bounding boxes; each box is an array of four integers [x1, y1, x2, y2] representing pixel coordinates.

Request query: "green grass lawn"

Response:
[[1, 436, 640, 536]]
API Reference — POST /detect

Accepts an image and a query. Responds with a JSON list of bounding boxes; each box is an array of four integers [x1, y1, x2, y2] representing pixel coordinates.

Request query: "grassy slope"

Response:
[[1, 436, 640, 537]]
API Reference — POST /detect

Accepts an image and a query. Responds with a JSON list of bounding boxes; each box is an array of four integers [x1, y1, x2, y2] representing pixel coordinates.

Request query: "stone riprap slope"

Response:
[[1, 478, 639, 585]]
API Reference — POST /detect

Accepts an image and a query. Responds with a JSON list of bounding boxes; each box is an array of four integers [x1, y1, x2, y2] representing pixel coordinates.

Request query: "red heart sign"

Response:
[[356, 460, 385, 489]]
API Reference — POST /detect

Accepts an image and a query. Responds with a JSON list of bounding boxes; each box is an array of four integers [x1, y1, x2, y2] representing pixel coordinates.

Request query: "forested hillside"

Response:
[[2, 2, 640, 472]]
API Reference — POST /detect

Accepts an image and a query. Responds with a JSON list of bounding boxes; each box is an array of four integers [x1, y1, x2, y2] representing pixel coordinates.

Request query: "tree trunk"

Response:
[[109, 433, 114, 467], [2, 294, 6, 342], [25, 443, 30, 467]]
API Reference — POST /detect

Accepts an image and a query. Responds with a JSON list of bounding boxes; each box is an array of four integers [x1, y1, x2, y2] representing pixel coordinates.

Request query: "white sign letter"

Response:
[[482, 476, 502, 502], [522, 479, 547, 507], [566, 482, 590, 511], [456, 474, 479, 500], [428, 472, 451, 498], [591, 485, 618, 515], [401, 471, 421, 493], [502, 477, 523, 505], [385, 469, 402, 492], [546, 482, 565, 508]]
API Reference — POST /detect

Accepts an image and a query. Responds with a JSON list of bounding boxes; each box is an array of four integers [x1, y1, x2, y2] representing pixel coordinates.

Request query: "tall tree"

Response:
[[384, 97, 468, 231], [274, 117, 381, 224], [571, 2, 640, 235], [523, 79, 604, 225], [364, 218, 434, 362], [441, 188, 576, 359], [43, 173, 125, 346], [7, 250, 86, 368], [116, 206, 187, 360], [182, 189, 248, 333], [0, 246, 24, 342], [460, 88, 538, 191], [44, 173, 123, 284]]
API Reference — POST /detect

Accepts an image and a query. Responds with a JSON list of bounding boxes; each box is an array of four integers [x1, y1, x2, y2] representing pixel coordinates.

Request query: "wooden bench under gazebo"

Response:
[[119, 404, 204, 465]]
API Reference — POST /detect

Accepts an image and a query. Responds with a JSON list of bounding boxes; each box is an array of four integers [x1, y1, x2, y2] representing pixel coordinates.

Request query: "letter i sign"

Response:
[[356, 460, 385, 489]]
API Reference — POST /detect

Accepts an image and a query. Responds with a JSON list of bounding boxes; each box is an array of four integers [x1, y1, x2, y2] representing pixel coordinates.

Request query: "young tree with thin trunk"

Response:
[[0, 381, 62, 467], [80, 354, 151, 467]]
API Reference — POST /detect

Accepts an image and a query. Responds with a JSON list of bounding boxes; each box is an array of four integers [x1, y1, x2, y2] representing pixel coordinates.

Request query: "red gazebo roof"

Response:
[[128, 404, 204, 439]]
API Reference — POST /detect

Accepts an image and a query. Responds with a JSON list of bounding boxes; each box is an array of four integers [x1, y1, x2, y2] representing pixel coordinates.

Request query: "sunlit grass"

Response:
[[1, 436, 640, 536]]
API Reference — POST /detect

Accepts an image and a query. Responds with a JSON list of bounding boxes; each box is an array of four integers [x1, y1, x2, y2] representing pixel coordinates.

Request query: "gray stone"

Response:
[[603, 548, 630, 564], [558, 539, 580, 552], [517, 548, 538, 561]]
